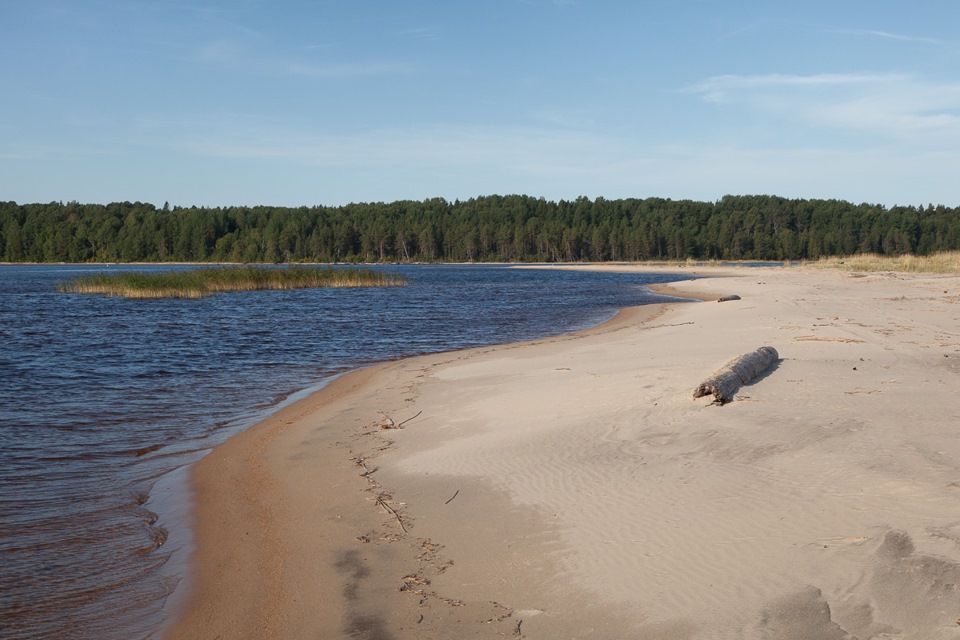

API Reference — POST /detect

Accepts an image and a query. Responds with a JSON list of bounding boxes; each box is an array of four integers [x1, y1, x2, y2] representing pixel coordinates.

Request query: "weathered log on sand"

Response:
[[717, 295, 741, 302], [693, 346, 779, 404]]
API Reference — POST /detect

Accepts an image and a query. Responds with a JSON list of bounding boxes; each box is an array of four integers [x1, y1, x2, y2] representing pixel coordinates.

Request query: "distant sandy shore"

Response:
[[163, 265, 960, 640]]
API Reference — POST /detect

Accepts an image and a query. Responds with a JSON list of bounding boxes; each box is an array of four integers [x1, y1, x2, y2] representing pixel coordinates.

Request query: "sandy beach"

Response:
[[164, 265, 960, 640]]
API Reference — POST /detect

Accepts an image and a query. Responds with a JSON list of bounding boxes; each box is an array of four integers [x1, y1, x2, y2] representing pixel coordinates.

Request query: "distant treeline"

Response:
[[2, 195, 959, 263]]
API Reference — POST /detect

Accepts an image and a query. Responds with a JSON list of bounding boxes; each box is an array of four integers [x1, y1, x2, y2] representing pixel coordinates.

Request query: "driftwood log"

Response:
[[693, 346, 779, 404], [717, 294, 741, 302]]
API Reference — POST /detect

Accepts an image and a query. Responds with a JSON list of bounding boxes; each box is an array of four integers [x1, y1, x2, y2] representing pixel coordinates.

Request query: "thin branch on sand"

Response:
[[398, 411, 423, 428], [376, 493, 408, 534], [354, 456, 378, 477], [379, 410, 423, 429]]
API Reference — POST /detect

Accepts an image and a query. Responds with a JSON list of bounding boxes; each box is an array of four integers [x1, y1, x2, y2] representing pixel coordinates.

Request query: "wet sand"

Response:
[[164, 265, 960, 639]]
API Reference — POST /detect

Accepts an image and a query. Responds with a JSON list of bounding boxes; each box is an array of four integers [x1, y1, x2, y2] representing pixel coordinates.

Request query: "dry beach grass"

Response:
[[813, 250, 960, 274]]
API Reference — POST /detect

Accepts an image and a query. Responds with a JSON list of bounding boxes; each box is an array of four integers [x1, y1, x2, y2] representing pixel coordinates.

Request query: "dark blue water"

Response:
[[0, 264, 695, 639]]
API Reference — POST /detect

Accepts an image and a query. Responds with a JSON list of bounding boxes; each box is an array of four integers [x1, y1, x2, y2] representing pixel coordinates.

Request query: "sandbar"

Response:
[[163, 265, 960, 639]]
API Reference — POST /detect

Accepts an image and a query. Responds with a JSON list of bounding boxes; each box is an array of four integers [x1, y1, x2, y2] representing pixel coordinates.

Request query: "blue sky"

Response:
[[2, 1, 959, 208]]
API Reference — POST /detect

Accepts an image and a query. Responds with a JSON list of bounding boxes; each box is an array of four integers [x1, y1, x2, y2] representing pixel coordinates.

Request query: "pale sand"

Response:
[[164, 266, 960, 640]]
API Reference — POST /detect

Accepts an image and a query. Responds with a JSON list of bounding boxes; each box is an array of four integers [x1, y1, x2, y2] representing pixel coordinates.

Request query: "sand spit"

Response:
[[164, 266, 960, 639]]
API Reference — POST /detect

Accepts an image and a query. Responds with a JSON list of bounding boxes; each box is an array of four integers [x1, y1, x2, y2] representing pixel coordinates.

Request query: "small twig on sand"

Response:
[[376, 493, 408, 534], [355, 456, 378, 477], [645, 321, 695, 330], [444, 489, 460, 505], [380, 410, 423, 429], [397, 410, 423, 428]]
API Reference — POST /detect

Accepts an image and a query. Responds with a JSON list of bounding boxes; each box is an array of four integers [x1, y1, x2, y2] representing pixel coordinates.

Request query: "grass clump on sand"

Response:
[[58, 266, 408, 298], [812, 251, 960, 274]]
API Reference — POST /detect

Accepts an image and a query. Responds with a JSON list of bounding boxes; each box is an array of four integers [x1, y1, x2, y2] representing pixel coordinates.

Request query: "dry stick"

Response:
[[647, 321, 696, 330], [444, 489, 460, 505], [376, 494, 409, 534], [355, 456, 378, 478], [397, 410, 423, 428], [377, 411, 395, 428]]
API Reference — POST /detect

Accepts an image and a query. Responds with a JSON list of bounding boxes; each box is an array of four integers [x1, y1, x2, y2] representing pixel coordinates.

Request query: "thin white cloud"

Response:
[[120, 112, 958, 205], [688, 72, 888, 103], [397, 26, 442, 40], [644, 144, 960, 207], [280, 59, 413, 78], [196, 38, 248, 65], [180, 5, 410, 80], [515, 0, 576, 7], [718, 22, 767, 40], [175, 122, 613, 170], [122, 113, 624, 189], [533, 108, 598, 129], [687, 72, 960, 142], [0, 137, 109, 160], [839, 27, 946, 47], [10, 110, 960, 207], [191, 36, 412, 79]]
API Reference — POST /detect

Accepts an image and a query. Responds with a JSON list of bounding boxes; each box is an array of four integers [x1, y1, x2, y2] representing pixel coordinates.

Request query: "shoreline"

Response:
[[146, 372, 361, 633], [160, 280, 694, 639], [163, 265, 960, 639]]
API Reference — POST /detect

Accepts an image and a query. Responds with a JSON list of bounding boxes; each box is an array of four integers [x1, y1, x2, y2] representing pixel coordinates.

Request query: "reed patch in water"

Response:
[[58, 266, 407, 298]]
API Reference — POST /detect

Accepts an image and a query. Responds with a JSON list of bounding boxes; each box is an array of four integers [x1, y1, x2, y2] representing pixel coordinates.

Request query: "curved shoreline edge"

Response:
[[159, 269, 708, 639], [162, 265, 960, 639]]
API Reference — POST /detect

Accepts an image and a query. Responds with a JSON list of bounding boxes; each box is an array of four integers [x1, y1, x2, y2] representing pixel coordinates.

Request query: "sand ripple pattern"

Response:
[[390, 267, 960, 638]]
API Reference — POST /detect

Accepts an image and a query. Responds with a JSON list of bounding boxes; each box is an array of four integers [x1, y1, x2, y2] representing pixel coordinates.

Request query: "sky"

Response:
[[2, 0, 960, 208]]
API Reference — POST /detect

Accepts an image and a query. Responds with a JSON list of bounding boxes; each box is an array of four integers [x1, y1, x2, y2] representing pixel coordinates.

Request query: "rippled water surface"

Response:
[[0, 264, 694, 639]]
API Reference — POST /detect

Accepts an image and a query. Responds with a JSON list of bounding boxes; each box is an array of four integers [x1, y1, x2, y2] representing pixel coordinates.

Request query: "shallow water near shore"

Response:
[[0, 264, 694, 639]]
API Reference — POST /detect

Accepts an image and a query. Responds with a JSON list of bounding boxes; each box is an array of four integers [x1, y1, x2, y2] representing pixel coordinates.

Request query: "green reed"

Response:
[[58, 266, 408, 298]]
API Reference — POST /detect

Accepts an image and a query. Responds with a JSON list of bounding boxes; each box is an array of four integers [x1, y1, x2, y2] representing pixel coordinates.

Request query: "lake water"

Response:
[[0, 264, 695, 639]]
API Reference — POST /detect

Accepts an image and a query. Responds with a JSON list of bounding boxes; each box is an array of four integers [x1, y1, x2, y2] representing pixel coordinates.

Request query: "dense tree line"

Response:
[[1, 195, 958, 263]]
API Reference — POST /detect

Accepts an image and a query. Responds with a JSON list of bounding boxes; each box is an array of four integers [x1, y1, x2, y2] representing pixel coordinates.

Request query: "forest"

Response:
[[1, 195, 958, 263]]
